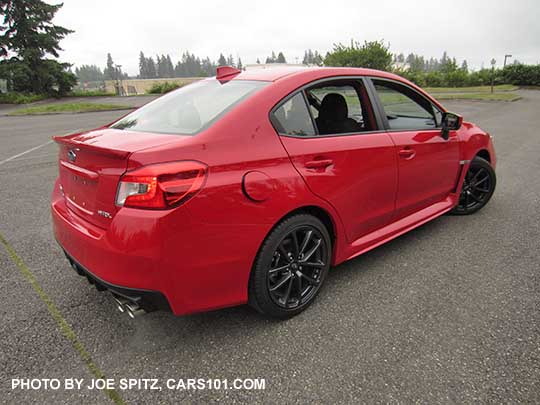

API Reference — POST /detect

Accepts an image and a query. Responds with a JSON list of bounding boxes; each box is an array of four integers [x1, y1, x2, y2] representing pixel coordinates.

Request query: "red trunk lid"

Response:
[[54, 128, 180, 229]]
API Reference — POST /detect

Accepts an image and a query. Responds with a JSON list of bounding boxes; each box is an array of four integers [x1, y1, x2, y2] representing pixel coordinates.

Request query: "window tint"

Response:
[[373, 80, 439, 130], [272, 93, 315, 136], [111, 79, 268, 135], [306, 84, 367, 135]]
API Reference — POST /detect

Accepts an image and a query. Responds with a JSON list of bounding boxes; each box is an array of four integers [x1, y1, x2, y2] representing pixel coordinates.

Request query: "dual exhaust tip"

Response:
[[112, 295, 145, 319]]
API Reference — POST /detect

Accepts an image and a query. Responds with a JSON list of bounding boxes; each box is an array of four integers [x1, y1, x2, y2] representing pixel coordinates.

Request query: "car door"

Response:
[[369, 78, 461, 220], [271, 79, 398, 243]]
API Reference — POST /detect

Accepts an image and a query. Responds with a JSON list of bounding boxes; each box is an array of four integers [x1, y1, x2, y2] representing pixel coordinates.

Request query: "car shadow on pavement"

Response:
[[118, 215, 451, 345]]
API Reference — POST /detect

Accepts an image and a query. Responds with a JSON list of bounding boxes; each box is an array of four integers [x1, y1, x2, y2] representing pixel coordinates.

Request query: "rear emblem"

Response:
[[67, 149, 77, 162], [98, 210, 112, 219]]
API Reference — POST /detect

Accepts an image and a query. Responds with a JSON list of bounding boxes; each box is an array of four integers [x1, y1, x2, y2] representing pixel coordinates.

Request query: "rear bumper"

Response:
[[62, 249, 171, 312], [51, 179, 270, 315]]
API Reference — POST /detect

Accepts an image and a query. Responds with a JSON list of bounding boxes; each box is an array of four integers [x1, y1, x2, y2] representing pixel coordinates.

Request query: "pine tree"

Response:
[[0, 0, 76, 94], [165, 54, 174, 77], [146, 56, 156, 78], [75, 65, 104, 82], [237, 57, 243, 70], [461, 59, 468, 72], [256, 58, 261, 64], [103, 53, 115, 80], [218, 53, 227, 66], [138, 51, 147, 78]]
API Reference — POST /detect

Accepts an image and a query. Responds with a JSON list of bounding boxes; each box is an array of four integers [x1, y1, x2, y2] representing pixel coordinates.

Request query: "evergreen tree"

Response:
[[165, 54, 174, 77], [276, 52, 286, 63], [461, 59, 468, 72], [146, 56, 156, 78], [312, 51, 323, 66], [256, 58, 261, 64], [75, 65, 104, 82], [138, 51, 147, 78], [226, 54, 234, 66], [218, 53, 227, 66], [237, 57, 243, 70], [103, 53, 115, 80], [0, 0, 76, 94], [266, 51, 277, 63]]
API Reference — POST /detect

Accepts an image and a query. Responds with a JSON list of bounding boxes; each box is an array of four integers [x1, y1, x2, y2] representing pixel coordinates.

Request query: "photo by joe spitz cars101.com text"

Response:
[[51, 65, 496, 319]]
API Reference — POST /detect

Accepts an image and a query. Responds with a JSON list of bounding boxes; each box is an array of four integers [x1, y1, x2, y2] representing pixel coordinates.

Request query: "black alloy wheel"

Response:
[[452, 156, 496, 215], [249, 214, 331, 318], [267, 226, 326, 309]]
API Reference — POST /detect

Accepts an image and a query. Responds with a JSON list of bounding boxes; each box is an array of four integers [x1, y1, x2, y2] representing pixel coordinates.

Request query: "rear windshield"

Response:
[[111, 79, 268, 135]]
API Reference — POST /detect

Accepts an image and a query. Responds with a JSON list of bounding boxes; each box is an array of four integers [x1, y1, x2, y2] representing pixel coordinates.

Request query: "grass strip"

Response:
[[0, 232, 125, 405], [9, 102, 133, 116]]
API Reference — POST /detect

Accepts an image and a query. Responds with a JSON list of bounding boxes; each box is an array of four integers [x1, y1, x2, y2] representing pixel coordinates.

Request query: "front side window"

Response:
[[111, 79, 268, 135], [372, 79, 440, 131], [272, 93, 316, 137]]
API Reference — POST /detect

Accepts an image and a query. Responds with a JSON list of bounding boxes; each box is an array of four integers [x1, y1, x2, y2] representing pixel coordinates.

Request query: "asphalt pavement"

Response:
[[0, 91, 539, 404]]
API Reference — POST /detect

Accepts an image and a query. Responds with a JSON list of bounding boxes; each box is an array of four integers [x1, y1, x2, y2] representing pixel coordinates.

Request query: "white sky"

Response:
[[51, 0, 539, 76]]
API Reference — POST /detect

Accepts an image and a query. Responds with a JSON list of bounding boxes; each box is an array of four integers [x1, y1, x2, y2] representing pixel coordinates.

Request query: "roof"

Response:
[[233, 65, 402, 82]]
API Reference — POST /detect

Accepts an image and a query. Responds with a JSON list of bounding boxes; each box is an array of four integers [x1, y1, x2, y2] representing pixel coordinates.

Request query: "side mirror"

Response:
[[441, 112, 463, 140]]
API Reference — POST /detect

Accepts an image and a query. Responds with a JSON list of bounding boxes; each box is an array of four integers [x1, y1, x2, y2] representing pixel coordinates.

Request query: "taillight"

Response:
[[116, 161, 207, 209]]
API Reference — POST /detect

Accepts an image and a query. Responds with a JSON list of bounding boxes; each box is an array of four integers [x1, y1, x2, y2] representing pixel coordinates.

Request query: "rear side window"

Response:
[[272, 93, 315, 136], [111, 79, 268, 135], [372, 79, 440, 130]]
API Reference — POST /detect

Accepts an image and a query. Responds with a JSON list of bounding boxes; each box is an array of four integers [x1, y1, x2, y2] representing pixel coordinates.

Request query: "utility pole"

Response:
[[490, 59, 496, 94], [115, 64, 123, 96], [503, 54, 512, 68]]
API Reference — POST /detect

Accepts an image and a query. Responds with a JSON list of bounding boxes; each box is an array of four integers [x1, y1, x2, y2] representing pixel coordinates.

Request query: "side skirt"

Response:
[[337, 195, 457, 264]]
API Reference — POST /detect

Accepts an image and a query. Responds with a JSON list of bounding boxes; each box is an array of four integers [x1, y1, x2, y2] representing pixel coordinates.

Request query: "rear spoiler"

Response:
[[53, 135, 130, 159]]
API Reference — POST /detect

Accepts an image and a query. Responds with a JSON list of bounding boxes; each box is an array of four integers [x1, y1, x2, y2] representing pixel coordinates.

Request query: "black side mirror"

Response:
[[441, 112, 463, 140]]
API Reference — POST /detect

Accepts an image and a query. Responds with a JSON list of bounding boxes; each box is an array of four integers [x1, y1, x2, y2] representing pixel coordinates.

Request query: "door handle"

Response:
[[398, 148, 416, 159], [305, 159, 333, 169]]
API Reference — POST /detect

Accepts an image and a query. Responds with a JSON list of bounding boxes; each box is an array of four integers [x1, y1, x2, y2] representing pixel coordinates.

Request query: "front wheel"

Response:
[[249, 214, 331, 319], [451, 156, 496, 215]]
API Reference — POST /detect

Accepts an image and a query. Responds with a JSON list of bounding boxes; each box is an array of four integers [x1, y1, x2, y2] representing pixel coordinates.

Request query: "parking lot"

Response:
[[1, 91, 539, 403]]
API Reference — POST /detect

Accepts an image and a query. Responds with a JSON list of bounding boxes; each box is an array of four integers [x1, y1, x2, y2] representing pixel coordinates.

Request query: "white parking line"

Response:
[[0, 140, 53, 166], [0, 128, 81, 166]]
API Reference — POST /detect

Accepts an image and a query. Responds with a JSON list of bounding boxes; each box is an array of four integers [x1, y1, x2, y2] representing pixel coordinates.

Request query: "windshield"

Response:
[[111, 79, 268, 135]]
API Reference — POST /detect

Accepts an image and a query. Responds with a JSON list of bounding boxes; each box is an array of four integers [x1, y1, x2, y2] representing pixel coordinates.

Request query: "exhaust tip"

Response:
[[112, 296, 128, 313], [125, 302, 145, 318]]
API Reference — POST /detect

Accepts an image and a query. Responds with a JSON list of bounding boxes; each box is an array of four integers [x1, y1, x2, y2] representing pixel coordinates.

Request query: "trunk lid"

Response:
[[54, 128, 181, 229]]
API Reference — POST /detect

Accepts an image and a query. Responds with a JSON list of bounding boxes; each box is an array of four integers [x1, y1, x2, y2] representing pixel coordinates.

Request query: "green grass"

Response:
[[433, 92, 521, 101], [8, 102, 134, 116], [0, 92, 47, 104], [425, 84, 518, 93], [68, 89, 116, 97]]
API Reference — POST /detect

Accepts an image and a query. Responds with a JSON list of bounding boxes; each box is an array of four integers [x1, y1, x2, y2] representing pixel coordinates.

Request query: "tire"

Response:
[[451, 156, 496, 215], [249, 214, 331, 319]]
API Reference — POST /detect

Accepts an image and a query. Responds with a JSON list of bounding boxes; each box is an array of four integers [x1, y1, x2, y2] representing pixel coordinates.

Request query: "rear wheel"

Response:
[[249, 214, 331, 319], [451, 156, 496, 215]]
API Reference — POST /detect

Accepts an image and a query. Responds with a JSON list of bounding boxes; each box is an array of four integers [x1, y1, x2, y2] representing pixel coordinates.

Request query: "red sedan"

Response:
[[51, 66, 496, 318]]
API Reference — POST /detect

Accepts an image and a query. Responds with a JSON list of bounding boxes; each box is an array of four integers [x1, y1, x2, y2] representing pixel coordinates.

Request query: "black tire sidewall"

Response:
[[452, 156, 496, 215], [249, 214, 331, 319]]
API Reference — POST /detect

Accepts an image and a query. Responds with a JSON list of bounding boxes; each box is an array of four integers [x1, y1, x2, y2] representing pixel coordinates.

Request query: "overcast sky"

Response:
[[51, 0, 539, 76]]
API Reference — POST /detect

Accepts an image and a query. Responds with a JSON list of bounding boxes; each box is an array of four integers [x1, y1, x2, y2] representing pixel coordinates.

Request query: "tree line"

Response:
[[2, 0, 538, 98]]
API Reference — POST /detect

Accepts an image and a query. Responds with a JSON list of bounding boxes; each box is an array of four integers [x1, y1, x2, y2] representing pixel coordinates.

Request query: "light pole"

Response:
[[503, 54, 512, 68], [115, 64, 123, 96], [490, 58, 496, 94]]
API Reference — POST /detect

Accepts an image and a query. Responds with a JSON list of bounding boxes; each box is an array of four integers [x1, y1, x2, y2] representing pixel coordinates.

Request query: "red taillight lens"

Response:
[[116, 161, 207, 209]]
